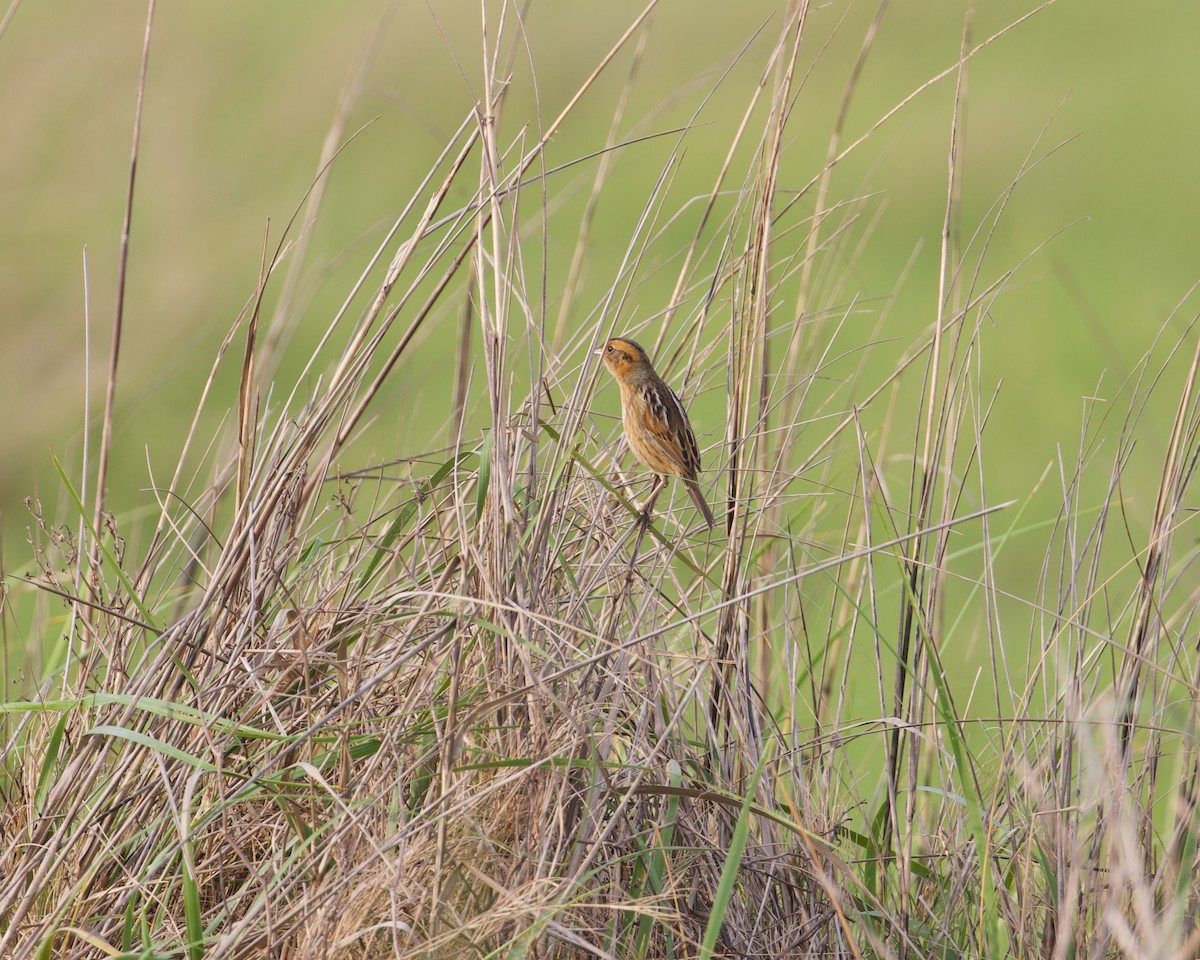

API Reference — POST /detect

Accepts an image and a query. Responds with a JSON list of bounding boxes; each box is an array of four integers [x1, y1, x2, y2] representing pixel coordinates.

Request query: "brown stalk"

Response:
[[88, 0, 155, 600]]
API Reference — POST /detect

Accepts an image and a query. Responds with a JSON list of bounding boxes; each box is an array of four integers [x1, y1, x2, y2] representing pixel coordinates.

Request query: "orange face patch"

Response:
[[602, 337, 647, 375]]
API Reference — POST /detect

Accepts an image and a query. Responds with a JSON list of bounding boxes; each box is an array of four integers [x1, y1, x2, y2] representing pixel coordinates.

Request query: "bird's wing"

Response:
[[637, 381, 701, 476]]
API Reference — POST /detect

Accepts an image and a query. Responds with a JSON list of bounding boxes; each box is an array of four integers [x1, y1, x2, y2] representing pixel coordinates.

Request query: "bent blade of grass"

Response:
[[85, 725, 218, 773], [3, 693, 286, 742]]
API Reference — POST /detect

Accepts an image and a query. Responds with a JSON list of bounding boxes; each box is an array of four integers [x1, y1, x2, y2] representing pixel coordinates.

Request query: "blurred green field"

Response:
[[3, 0, 1199, 614]]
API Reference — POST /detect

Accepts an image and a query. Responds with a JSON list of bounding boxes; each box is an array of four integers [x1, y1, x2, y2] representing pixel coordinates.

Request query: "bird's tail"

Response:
[[685, 479, 716, 530]]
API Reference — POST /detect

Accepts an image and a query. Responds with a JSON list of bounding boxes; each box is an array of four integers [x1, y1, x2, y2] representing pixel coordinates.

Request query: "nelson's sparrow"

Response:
[[600, 336, 716, 529]]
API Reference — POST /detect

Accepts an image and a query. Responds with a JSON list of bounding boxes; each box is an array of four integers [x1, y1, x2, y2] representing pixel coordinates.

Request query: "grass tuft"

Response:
[[4, 2, 1199, 958]]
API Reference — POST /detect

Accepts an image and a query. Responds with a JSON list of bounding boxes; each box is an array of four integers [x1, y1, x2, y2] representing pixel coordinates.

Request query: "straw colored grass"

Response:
[[4, 2, 1200, 958]]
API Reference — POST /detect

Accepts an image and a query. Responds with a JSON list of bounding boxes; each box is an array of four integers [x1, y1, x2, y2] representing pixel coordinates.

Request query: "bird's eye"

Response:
[[605, 344, 613, 354]]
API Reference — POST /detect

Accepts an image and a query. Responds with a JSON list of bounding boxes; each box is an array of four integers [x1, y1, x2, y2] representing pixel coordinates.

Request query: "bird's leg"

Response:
[[639, 475, 667, 528]]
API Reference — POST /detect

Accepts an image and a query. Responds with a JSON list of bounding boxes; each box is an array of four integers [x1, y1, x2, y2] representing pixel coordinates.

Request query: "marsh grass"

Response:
[[3, 2, 1200, 958]]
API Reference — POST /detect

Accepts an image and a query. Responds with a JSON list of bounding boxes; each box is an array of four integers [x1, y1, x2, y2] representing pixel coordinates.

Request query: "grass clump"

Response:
[[4, 2, 1200, 958]]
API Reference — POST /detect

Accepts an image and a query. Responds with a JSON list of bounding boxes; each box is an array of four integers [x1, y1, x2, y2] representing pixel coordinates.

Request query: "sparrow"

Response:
[[600, 336, 715, 529]]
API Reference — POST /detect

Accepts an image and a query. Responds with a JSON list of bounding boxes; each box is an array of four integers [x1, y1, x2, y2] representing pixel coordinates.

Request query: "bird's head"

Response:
[[600, 337, 651, 380]]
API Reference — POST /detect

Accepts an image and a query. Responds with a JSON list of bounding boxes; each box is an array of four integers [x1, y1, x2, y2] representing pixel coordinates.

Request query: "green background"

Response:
[[3, 0, 1197, 611]]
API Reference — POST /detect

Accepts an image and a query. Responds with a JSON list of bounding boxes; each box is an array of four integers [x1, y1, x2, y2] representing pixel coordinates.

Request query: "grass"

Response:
[[3, 1, 1200, 957]]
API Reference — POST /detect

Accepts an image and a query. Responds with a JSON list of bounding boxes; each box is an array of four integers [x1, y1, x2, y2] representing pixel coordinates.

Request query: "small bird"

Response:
[[600, 336, 715, 529]]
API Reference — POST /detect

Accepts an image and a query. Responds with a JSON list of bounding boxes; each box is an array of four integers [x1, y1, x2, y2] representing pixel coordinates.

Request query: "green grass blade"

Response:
[[698, 755, 767, 960], [86, 724, 218, 772]]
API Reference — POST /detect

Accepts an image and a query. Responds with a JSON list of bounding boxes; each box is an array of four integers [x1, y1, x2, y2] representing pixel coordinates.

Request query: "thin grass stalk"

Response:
[[70, 248, 94, 691], [88, 0, 155, 609], [711, 6, 805, 780], [1118, 333, 1200, 759], [234, 236, 268, 512]]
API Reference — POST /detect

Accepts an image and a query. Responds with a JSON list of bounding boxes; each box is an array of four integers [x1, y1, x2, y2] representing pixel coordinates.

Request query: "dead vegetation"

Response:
[[3, 2, 1199, 958]]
